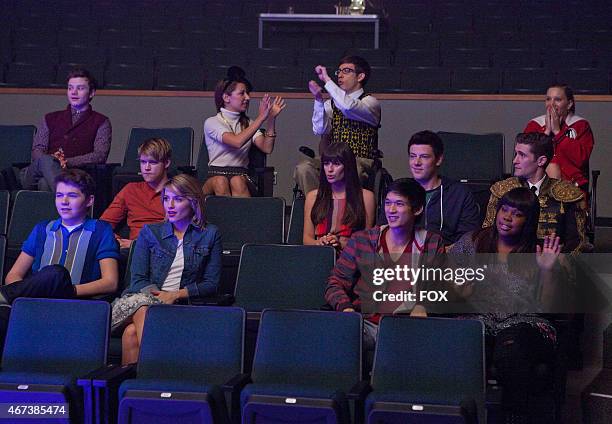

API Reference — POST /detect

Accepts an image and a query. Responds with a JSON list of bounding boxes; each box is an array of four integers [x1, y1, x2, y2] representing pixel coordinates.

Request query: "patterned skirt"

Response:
[[111, 293, 162, 332]]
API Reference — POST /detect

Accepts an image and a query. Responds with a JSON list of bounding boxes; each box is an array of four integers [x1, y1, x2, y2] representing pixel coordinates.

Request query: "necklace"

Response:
[[218, 112, 237, 134]]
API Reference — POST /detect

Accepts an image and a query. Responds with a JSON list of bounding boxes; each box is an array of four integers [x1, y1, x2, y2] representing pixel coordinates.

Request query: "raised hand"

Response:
[[549, 106, 561, 135], [545, 105, 553, 135], [269, 96, 286, 118], [308, 80, 324, 102], [257, 93, 272, 120], [536, 233, 561, 271], [314, 65, 331, 83]]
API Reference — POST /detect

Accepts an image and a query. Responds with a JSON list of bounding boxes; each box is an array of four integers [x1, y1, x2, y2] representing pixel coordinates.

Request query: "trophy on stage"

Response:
[[348, 0, 366, 15], [336, 0, 366, 15]]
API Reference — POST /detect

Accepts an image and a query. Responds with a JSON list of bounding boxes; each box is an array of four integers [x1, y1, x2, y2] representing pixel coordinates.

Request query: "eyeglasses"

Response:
[[334, 68, 357, 76]]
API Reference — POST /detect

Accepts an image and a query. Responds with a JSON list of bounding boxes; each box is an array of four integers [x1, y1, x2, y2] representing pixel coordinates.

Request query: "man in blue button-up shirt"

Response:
[[2, 169, 120, 302]]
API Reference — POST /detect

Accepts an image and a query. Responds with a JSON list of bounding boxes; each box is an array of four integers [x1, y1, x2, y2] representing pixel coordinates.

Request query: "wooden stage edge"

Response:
[[2, 88, 612, 102]]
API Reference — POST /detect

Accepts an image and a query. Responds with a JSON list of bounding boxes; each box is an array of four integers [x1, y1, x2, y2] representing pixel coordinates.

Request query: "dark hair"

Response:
[[385, 178, 426, 213], [408, 130, 444, 159], [66, 68, 97, 91], [311, 143, 366, 231], [473, 187, 540, 253], [54, 169, 96, 198], [515, 132, 554, 166], [548, 83, 576, 113], [338, 55, 371, 87], [214, 66, 252, 130]]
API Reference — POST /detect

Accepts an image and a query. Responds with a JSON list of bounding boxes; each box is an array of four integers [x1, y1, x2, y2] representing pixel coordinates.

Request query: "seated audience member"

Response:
[[111, 174, 222, 364], [303, 142, 375, 253], [524, 84, 594, 195], [100, 138, 170, 249], [0, 169, 119, 343], [203, 66, 285, 197], [406, 130, 481, 246], [21, 68, 111, 191], [450, 187, 561, 420], [484, 132, 587, 254], [325, 179, 444, 349], [295, 55, 381, 194]]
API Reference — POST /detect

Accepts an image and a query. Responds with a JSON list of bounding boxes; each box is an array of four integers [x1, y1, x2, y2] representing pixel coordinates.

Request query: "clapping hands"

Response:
[[269, 96, 286, 118], [314, 65, 331, 83], [258, 94, 286, 120], [308, 80, 324, 102], [308, 65, 331, 102]]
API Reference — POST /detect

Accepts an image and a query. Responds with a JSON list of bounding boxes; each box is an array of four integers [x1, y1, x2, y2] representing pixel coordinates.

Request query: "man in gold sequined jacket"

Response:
[[483, 132, 587, 255]]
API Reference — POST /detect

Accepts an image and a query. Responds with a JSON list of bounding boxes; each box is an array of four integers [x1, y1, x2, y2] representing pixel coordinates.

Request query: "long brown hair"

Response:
[[311, 143, 366, 231], [214, 66, 252, 130], [472, 187, 540, 253]]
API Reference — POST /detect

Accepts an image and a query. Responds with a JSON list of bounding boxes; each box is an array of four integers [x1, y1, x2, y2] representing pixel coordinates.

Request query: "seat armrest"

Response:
[[222, 373, 251, 393], [223, 373, 251, 424], [347, 380, 371, 401], [90, 293, 119, 303], [11, 162, 30, 169], [592, 169, 600, 181], [92, 363, 137, 387], [252, 166, 274, 174], [81, 163, 121, 169], [372, 149, 384, 159], [189, 294, 235, 306], [76, 364, 118, 387]]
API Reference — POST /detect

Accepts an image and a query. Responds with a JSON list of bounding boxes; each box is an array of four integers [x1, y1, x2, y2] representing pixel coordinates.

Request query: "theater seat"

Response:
[[366, 317, 485, 423], [0, 298, 110, 424], [92, 305, 246, 424], [241, 309, 364, 424]]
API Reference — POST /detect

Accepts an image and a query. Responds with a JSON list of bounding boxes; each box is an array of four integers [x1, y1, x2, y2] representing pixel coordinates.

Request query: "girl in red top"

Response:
[[524, 84, 594, 194], [303, 142, 375, 252]]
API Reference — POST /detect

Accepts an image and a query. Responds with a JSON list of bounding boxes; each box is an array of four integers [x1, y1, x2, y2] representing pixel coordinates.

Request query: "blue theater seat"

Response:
[[0, 298, 110, 424], [241, 309, 365, 424]]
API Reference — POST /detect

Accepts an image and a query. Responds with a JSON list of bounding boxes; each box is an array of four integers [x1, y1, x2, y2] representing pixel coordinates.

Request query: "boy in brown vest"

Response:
[[294, 56, 381, 195], [20, 68, 111, 191]]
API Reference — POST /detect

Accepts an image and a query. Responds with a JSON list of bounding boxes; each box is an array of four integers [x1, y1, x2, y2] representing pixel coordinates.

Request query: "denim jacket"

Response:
[[125, 221, 222, 298]]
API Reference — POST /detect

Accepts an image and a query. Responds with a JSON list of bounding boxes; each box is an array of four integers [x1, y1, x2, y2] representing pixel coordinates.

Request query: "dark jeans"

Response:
[[0, 265, 75, 350]]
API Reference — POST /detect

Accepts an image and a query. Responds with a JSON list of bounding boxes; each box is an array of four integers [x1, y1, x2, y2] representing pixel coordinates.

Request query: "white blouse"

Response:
[[203, 108, 263, 168]]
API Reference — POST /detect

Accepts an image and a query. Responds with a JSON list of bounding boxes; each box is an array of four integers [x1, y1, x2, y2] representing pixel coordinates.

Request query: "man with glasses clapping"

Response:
[[294, 56, 381, 195]]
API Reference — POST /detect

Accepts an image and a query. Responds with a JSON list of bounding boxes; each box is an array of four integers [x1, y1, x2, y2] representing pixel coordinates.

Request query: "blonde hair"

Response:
[[162, 174, 206, 228], [137, 138, 172, 162]]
